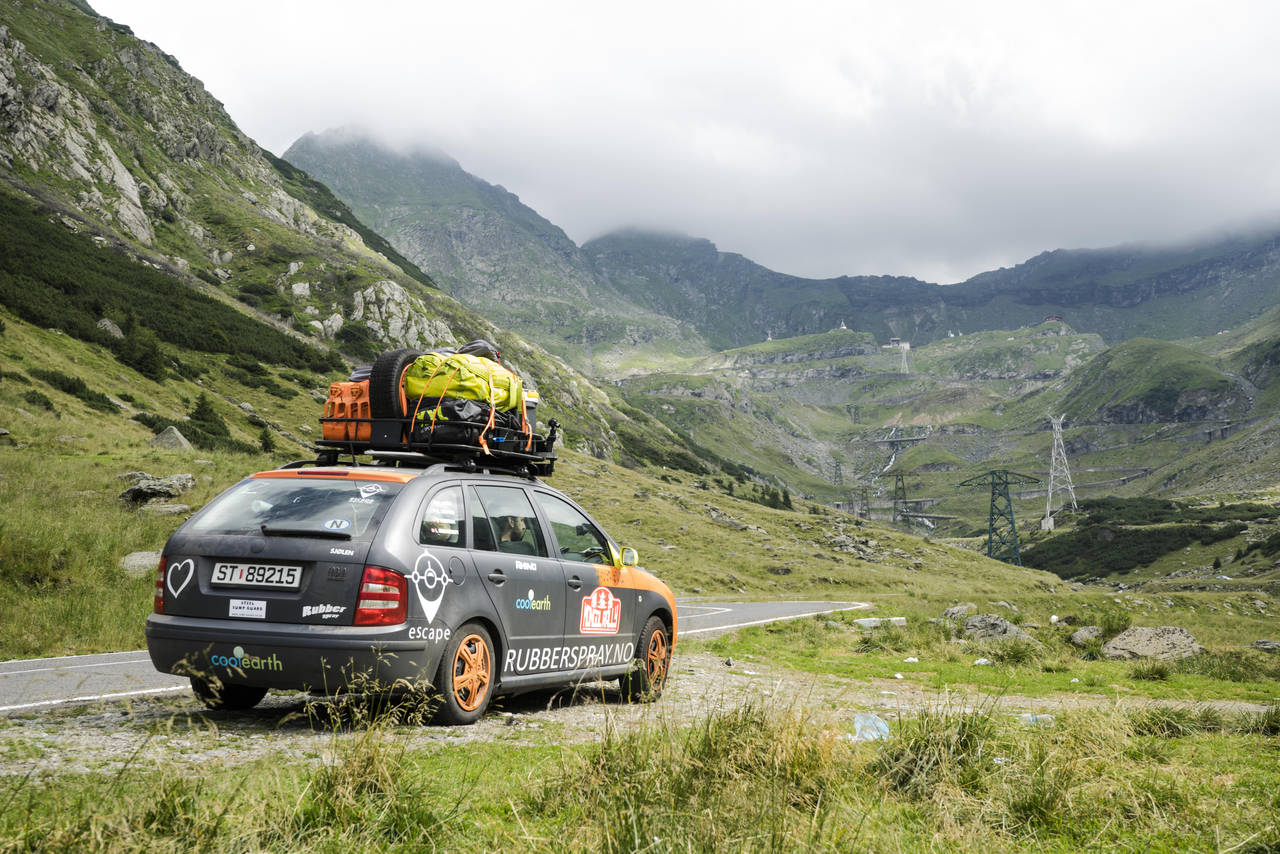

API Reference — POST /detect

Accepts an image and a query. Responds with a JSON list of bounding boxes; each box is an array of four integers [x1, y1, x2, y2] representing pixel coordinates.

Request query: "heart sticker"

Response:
[[166, 558, 195, 598]]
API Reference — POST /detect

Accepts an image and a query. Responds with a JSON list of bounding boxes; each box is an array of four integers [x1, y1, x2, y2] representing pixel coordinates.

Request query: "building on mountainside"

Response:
[[1041, 315, 1065, 324]]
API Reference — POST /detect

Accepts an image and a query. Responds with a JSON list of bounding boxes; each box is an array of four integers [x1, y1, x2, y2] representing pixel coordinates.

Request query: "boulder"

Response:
[[942, 602, 977, 621], [141, 503, 190, 516], [149, 425, 192, 450], [118, 473, 195, 504], [963, 614, 1040, 645], [1070, 625, 1102, 647], [1250, 640, 1280, 653], [119, 550, 161, 578], [96, 317, 124, 340], [1102, 626, 1203, 661]]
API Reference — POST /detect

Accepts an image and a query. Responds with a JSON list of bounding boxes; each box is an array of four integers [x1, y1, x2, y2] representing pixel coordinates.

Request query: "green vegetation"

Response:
[[1023, 522, 1247, 579], [0, 190, 340, 373]]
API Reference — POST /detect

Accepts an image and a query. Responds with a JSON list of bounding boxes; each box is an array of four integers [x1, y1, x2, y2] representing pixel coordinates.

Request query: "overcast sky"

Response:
[[91, 0, 1280, 283]]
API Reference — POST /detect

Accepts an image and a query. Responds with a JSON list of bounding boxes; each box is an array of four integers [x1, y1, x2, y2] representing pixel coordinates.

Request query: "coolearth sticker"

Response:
[[229, 599, 267, 619]]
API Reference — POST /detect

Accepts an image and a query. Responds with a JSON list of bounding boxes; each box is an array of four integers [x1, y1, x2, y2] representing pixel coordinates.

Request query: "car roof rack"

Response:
[[307, 417, 558, 478]]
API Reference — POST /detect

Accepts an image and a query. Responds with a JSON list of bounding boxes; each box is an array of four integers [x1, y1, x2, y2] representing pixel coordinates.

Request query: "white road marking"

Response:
[[0, 649, 148, 669], [0, 657, 151, 676], [0, 685, 188, 713], [677, 605, 731, 618], [681, 602, 871, 635]]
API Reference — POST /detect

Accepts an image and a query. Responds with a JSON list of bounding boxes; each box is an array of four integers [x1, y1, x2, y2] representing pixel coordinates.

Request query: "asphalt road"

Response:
[[0, 599, 870, 715]]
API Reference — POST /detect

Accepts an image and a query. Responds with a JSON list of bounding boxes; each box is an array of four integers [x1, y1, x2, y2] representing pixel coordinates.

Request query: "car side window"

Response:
[[535, 492, 610, 564], [470, 485, 548, 557], [418, 486, 463, 547]]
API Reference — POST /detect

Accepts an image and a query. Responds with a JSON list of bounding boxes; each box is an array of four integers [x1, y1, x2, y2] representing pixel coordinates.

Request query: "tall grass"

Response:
[[2, 696, 1278, 851]]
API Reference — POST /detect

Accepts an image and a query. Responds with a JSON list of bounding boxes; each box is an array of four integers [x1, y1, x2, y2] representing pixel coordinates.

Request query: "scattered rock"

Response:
[[149, 426, 192, 450], [119, 551, 161, 578], [973, 658, 992, 666], [852, 617, 907, 630], [118, 473, 195, 504], [1102, 626, 1204, 661], [963, 614, 1040, 645], [1250, 640, 1280, 653], [1070, 626, 1102, 647], [96, 318, 124, 340], [993, 600, 1019, 612], [140, 504, 190, 516], [942, 602, 977, 621]]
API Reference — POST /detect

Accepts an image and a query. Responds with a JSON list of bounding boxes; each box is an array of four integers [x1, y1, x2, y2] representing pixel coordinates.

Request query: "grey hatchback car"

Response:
[[146, 461, 677, 724]]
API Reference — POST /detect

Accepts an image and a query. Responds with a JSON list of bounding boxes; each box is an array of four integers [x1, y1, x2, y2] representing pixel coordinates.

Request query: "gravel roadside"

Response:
[[0, 651, 1271, 779]]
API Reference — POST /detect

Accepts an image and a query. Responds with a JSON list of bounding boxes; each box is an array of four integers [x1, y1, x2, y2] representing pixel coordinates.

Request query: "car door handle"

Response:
[[487, 570, 506, 584], [567, 575, 582, 590]]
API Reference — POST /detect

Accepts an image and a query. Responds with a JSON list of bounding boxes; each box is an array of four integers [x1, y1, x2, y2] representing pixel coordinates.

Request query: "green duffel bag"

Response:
[[403, 352, 524, 412]]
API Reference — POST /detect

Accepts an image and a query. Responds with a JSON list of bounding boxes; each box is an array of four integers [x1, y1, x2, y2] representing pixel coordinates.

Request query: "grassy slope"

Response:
[[0, 306, 1066, 658]]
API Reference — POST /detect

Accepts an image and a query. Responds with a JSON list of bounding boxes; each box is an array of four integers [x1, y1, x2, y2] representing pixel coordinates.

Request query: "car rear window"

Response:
[[186, 477, 404, 538]]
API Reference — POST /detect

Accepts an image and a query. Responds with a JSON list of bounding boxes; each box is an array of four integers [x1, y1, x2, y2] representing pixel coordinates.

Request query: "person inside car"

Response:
[[496, 514, 535, 554]]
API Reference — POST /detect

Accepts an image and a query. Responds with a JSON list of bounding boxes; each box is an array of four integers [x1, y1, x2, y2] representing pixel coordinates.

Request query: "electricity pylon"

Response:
[[892, 472, 907, 522], [958, 470, 1040, 565], [899, 342, 911, 374], [1043, 414, 1077, 529]]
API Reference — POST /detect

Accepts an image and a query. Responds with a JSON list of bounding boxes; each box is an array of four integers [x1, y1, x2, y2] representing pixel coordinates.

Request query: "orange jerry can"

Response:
[[322, 381, 371, 441]]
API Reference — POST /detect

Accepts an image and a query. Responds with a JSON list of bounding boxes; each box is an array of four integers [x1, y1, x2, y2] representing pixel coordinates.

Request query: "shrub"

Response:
[[871, 701, 997, 797], [23, 389, 59, 416], [29, 368, 116, 413], [1098, 607, 1131, 641], [1129, 661, 1170, 681]]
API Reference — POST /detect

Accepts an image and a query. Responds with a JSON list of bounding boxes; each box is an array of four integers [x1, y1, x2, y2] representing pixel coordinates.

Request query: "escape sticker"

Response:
[[406, 550, 451, 623]]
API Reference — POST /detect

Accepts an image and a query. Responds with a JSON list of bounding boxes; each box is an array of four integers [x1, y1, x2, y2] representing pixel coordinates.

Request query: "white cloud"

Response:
[[92, 0, 1280, 282]]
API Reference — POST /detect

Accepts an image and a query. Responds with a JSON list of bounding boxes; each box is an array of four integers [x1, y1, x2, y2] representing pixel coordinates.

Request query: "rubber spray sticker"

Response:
[[406, 550, 451, 623]]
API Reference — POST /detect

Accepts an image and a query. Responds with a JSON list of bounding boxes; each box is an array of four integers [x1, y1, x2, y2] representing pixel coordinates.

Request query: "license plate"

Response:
[[211, 562, 302, 589]]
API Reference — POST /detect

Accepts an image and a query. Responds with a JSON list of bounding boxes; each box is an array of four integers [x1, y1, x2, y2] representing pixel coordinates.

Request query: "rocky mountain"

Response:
[[285, 128, 1280, 363], [283, 130, 710, 374], [584, 229, 1280, 350], [0, 0, 698, 463]]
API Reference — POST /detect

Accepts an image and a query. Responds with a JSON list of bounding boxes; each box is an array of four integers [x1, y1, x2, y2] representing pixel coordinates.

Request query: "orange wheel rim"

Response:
[[645, 631, 668, 686], [452, 633, 491, 713]]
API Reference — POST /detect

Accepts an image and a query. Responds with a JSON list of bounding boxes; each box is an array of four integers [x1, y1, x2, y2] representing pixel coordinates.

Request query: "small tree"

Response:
[[259, 426, 275, 454], [189, 393, 230, 437]]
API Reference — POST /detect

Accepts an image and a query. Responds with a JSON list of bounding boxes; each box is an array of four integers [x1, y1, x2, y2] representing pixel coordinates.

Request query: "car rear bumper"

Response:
[[145, 614, 434, 692]]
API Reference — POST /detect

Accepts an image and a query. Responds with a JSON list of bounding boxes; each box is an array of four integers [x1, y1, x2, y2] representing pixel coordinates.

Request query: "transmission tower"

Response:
[[899, 342, 911, 374], [1043, 414, 1078, 530], [859, 487, 871, 519], [958, 470, 1040, 565], [891, 472, 907, 522]]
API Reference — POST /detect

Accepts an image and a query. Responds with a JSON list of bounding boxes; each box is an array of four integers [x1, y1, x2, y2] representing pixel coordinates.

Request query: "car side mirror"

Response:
[[620, 547, 639, 568]]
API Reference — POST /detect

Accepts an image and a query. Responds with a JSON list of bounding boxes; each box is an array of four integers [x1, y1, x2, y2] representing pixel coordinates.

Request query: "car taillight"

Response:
[[353, 566, 407, 626], [153, 556, 167, 614]]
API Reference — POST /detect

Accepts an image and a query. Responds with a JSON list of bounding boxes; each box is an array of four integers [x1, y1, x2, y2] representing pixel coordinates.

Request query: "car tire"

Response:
[[369, 347, 424, 419], [434, 623, 494, 725], [190, 676, 268, 711], [620, 616, 670, 702]]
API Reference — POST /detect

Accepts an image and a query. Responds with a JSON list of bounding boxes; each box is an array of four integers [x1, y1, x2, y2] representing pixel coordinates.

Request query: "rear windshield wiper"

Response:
[[260, 524, 353, 540]]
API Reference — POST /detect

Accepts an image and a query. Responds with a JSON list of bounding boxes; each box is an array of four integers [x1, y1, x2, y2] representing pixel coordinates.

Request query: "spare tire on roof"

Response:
[[369, 348, 423, 419]]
